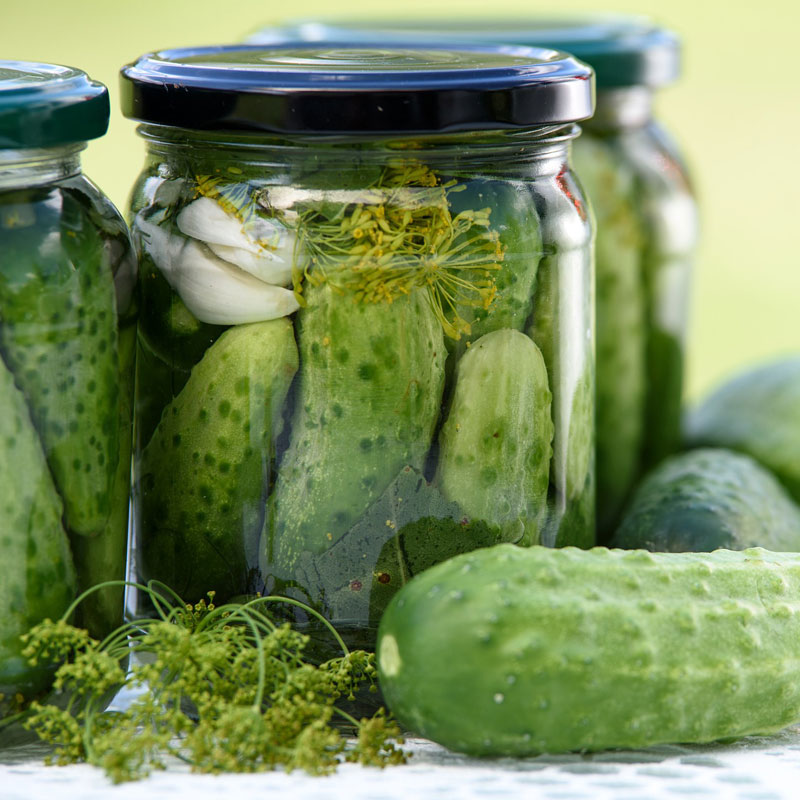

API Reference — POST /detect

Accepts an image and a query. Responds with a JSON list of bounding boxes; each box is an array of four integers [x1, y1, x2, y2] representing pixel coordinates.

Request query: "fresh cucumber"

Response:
[[685, 357, 800, 504], [266, 281, 445, 574], [138, 319, 298, 602], [610, 448, 800, 553], [0, 355, 75, 709], [435, 328, 552, 546], [378, 544, 800, 756]]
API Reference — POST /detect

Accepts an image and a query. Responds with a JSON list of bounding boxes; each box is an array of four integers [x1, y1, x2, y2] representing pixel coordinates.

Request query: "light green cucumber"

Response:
[[573, 134, 647, 536], [267, 282, 445, 574], [435, 329, 552, 546], [610, 448, 800, 553], [0, 356, 75, 710], [0, 192, 120, 536], [139, 319, 298, 603], [378, 544, 800, 756]]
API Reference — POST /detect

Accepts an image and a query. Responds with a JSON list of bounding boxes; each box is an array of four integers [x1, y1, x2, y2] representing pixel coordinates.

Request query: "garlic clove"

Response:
[[135, 211, 188, 278], [171, 239, 299, 326], [207, 241, 294, 286], [177, 196, 295, 285]]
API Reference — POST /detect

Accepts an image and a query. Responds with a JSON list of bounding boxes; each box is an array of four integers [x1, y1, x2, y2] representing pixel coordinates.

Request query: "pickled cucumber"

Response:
[[447, 179, 542, 344], [139, 319, 298, 602], [572, 134, 647, 535], [0, 356, 75, 709], [267, 282, 445, 574], [0, 189, 120, 536], [436, 329, 553, 546], [68, 324, 136, 638]]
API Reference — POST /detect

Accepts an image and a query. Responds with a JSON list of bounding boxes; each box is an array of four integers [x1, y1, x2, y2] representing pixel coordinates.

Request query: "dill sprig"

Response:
[[18, 582, 406, 783], [294, 160, 504, 340]]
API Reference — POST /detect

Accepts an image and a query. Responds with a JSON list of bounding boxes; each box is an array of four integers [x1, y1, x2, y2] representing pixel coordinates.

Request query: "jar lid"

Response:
[[0, 61, 109, 149], [119, 44, 594, 135], [250, 17, 679, 89]]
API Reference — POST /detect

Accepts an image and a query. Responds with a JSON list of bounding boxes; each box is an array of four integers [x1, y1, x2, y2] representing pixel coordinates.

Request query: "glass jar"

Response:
[[0, 62, 136, 718], [121, 45, 594, 658], [251, 19, 699, 537]]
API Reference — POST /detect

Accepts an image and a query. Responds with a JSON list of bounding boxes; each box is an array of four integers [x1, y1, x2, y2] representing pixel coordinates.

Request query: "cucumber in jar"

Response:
[[445, 178, 543, 346], [0, 355, 75, 710], [572, 133, 647, 536], [139, 319, 298, 602], [266, 281, 446, 575], [436, 328, 553, 546], [0, 187, 120, 536]]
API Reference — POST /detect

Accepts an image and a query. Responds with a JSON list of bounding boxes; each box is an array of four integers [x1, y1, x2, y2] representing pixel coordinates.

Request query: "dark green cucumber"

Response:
[[610, 448, 800, 553], [436, 328, 552, 546], [139, 319, 298, 602], [0, 356, 75, 710], [685, 357, 800, 504], [378, 544, 800, 756], [0, 189, 120, 535], [267, 282, 445, 574], [68, 324, 136, 638]]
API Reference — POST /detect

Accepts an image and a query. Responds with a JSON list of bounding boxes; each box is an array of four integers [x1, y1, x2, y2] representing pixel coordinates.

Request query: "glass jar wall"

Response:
[[575, 84, 697, 536], [0, 63, 136, 718], [248, 19, 700, 537], [121, 45, 595, 658]]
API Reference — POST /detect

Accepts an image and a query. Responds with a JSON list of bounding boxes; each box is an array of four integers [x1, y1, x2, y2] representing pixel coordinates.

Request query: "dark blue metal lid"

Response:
[[120, 44, 594, 135], [247, 17, 679, 89], [0, 61, 109, 149]]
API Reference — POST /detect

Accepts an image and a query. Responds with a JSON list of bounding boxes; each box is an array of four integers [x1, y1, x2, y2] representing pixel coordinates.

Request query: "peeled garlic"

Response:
[[136, 212, 299, 326], [176, 196, 293, 285]]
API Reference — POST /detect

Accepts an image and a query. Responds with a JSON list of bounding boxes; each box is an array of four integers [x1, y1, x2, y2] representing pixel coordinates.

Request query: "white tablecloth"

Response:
[[4, 718, 800, 800]]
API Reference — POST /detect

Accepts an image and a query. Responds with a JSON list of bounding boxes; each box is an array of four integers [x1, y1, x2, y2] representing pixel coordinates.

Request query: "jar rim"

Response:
[[119, 43, 594, 135]]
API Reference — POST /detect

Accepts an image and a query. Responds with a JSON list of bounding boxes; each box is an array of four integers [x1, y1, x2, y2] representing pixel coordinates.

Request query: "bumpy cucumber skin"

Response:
[[436, 329, 552, 546], [0, 187, 120, 536], [139, 319, 298, 602], [378, 544, 800, 756], [611, 449, 800, 553], [267, 283, 445, 574], [572, 134, 647, 536], [685, 357, 800, 504], [68, 323, 136, 638], [0, 357, 75, 709]]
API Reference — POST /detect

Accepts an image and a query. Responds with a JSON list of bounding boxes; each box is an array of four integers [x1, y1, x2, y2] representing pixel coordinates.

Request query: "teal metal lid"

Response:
[[249, 16, 679, 89], [0, 61, 110, 149]]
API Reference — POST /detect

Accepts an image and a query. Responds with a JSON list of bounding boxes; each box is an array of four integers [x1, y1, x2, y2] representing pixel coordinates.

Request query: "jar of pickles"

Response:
[[121, 44, 594, 655], [0, 62, 136, 716], [251, 19, 699, 536]]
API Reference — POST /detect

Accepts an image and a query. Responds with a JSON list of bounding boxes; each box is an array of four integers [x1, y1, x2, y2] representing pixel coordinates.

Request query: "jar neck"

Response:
[[137, 124, 578, 180], [584, 87, 655, 132], [0, 143, 84, 191]]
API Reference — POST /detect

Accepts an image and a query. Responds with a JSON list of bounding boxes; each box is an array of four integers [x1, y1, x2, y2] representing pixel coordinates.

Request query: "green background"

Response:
[[2, 0, 798, 400]]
